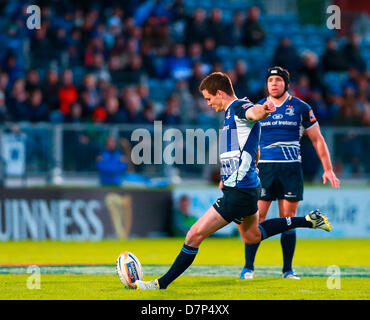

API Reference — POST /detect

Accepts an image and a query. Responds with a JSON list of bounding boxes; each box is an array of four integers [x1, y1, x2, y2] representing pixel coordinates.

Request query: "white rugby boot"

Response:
[[305, 209, 332, 232], [135, 279, 160, 290]]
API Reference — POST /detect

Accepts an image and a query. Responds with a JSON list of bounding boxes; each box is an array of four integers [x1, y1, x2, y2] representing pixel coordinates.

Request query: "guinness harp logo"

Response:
[[105, 193, 133, 238]]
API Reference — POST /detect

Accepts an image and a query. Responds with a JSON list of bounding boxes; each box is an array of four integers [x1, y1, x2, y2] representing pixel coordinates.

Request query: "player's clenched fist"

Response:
[[263, 100, 276, 113]]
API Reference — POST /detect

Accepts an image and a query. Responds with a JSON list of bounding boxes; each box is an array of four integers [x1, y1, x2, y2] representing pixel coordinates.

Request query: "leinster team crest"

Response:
[[285, 107, 295, 116]]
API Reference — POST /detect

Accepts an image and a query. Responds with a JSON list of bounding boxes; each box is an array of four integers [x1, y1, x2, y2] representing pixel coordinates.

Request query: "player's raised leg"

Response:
[[258, 209, 332, 239], [135, 206, 229, 290], [241, 209, 332, 245]]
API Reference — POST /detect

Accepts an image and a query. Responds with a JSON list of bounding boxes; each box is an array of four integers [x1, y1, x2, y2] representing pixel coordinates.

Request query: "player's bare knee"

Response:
[[245, 235, 260, 245], [185, 227, 204, 247], [258, 214, 268, 223], [280, 211, 297, 218], [240, 231, 260, 245]]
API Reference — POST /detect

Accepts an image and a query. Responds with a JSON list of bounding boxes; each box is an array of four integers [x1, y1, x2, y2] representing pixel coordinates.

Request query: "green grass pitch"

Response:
[[0, 238, 369, 300]]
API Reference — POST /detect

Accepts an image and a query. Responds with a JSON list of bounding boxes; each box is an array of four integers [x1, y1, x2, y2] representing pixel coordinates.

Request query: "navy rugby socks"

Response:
[[244, 243, 260, 271], [259, 216, 311, 240], [281, 229, 296, 273], [158, 244, 198, 289]]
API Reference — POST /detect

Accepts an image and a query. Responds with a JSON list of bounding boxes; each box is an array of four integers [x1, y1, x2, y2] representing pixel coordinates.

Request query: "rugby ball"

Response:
[[116, 251, 143, 289]]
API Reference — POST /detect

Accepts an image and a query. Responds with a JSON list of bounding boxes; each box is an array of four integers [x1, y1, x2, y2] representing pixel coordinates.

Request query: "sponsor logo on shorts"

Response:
[[234, 217, 244, 224], [284, 192, 296, 198], [286, 217, 292, 226]]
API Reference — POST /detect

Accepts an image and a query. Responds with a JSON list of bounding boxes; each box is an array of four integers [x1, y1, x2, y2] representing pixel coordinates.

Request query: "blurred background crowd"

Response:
[[0, 0, 369, 126], [0, 0, 369, 184]]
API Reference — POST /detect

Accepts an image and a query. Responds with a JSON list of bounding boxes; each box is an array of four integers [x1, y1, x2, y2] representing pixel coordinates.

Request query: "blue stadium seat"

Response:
[[284, 23, 301, 36], [324, 71, 348, 94], [221, 9, 233, 22], [292, 37, 306, 48], [148, 79, 176, 102], [232, 46, 249, 60], [301, 24, 318, 35], [280, 13, 299, 23], [222, 59, 234, 70], [216, 46, 230, 59], [362, 50, 370, 66], [72, 66, 87, 85], [269, 23, 285, 37], [248, 79, 263, 94]]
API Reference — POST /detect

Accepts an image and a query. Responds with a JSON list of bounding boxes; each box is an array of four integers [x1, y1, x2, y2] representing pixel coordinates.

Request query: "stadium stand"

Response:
[[0, 0, 368, 126], [0, 0, 369, 181]]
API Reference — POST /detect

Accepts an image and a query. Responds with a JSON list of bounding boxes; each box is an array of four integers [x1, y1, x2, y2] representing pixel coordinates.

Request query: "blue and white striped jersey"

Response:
[[220, 98, 261, 189], [257, 95, 318, 162]]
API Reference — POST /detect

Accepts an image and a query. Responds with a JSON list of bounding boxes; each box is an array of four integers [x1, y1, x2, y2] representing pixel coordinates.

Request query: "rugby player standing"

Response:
[[240, 67, 340, 280]]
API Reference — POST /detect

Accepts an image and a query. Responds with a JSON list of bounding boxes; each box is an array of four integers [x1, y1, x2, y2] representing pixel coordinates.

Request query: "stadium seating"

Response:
[[0, 0, 368, 179]]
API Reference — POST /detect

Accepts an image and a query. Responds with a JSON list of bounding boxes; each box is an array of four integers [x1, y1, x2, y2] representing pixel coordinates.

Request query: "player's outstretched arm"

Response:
[[306, 124, 340, 188], [246, 100, 276, 121]]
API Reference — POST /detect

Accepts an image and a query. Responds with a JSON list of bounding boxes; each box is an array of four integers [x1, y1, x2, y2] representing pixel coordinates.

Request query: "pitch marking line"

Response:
[[0, 265, 369, 278]]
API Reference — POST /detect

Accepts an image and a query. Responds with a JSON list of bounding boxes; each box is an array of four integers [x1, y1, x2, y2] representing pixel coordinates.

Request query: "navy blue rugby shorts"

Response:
[[258, 162, 304, 201], [213, 186, 260, 224]]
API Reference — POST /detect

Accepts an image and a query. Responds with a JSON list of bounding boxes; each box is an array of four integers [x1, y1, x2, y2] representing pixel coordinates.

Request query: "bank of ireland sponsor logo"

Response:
[[272, 114, 283, 120]]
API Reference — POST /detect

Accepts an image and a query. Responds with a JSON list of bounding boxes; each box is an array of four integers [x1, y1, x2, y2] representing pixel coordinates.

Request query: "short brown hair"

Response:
[[199, 72, 235, 96]]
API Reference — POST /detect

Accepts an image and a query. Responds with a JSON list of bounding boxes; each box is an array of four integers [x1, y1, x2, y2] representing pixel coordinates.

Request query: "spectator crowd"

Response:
[[0, 0, 369, 127]]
